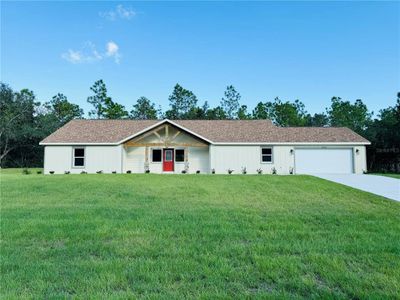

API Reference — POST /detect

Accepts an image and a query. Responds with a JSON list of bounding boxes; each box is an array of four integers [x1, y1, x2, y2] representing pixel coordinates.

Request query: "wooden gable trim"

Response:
[[124, 123, 209, 148]]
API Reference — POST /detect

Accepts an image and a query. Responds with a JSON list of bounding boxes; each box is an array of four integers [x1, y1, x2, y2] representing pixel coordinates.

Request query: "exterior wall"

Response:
[[122, 146, 210, 174], [210, 145, 294, 174], [210, 145, 367, 175], [44, 143, 367, 175], [353, 146, 367, 174], [44, 145, 122, 174], [122, 126, 209, 174], [188, 147, 209, 174]]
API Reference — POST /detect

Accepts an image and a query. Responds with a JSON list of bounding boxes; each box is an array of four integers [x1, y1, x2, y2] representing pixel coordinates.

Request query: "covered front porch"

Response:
[[122, 122, 210, 174]]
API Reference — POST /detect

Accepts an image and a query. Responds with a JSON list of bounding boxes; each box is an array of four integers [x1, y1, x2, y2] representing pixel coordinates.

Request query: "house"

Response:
[[39, 119, 370, 175]]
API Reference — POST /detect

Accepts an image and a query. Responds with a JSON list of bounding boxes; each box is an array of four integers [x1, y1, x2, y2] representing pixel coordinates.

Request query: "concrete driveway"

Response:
[[313, 174, 400, 201]]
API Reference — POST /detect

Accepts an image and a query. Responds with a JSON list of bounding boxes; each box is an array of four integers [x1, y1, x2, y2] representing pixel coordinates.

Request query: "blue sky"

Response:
[[1, 1, 399, 116]]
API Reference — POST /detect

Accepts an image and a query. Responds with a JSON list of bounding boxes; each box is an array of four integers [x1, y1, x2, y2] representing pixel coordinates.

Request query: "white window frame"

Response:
[[72, 147, 85, 168], [261, 147, 273, 164], [151, 148, 162, 163], [175, 148, 185, 163]]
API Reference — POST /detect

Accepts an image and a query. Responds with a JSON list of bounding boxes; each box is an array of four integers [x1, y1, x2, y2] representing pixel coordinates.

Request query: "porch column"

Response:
[[144, 146, 149, 172], [145, 146, 149, 163], [185, 147, 189, 172]]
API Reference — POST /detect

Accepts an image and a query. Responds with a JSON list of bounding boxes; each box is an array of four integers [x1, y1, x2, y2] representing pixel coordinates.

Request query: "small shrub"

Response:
[[272, 167, 277, 175], [228, 169, 234, 174], [145, 170, 150, 174], [64, 171, 70, 174], [80, 171, 87, 174], [196, 170, 200, 174], [256, 168, 263, 175], [126, 170, 132, 174], [49, 171, 55, 174], [241, 167, 247, 174], [36, 170, 42, 174], [181, 170, 187, 174], [22, 168, 31, 175], [211, 168, 215, 174], [96, 170, 103, 174], [112, 171, 117, 174]]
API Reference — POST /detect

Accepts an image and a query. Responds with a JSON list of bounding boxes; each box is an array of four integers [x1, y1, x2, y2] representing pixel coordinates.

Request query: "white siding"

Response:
[[44, 143, 367, 175], [353, 146, 367, 174], [210, 145, 367, 175], [44, 146, 72, 174], [188, 147, 209, 174], [123, 146, 147, 173], [44, 145, 122, 174], [209, 145, 294, 174]]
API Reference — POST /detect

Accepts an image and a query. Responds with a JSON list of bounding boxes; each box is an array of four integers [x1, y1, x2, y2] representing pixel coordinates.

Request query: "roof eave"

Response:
[[212, 141, 371, 145], [40, 141, 371, 146]]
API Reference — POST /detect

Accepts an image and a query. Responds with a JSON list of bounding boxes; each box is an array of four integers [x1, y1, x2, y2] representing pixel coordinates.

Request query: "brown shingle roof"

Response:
[[40, 119, 370, 144]]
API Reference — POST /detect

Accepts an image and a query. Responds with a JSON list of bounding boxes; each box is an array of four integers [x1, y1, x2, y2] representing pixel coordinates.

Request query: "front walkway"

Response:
[[313, 174, 400, 202]]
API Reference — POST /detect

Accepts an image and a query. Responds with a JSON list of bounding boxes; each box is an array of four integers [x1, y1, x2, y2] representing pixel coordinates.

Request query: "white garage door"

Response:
[[295, 148, 353, 174]]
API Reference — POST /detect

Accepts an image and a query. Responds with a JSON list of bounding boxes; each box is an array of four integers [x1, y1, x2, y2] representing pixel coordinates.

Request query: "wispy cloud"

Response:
[[61, 41, 121, 64], [105, 41, 121, 64], [99, 4, 136, 21]]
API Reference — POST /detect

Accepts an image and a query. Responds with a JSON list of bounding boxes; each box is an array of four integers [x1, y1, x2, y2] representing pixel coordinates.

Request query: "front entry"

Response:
[[163, 148, 174, 172]]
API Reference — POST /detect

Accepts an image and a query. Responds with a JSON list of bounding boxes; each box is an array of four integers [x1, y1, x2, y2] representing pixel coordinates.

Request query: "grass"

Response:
[[371, 173, 400, 179], [1, 169, 399, 298]]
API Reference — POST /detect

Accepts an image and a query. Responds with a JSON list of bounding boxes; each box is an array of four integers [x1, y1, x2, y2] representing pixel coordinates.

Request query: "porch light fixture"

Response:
[[356, 149, 360, 154], [290, 149, 294, 155]]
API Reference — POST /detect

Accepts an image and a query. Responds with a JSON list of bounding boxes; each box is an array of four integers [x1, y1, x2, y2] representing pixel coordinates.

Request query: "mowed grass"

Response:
[[1, 170, 400, 299]]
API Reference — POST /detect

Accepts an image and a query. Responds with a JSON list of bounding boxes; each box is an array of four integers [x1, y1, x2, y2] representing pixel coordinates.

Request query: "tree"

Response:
[[221, 85, 241, 119], [306, 113, 329, 127], [103, 99, 128, 119], [205, 106, 227, 120], [237, 105, 252, 120], [252, 102, 272, 119], [130, 97, 160, 120], [326, 97, 372, 134], [183, 102, 210, 120], [87, 80, 128, 119], [165, 84, 198, 119], [365, 93, 400, 171], [46, 93, 83, 125], [272, 99, 309, 126], [253, 98, 308, 126], [0, 84, 39, 166]]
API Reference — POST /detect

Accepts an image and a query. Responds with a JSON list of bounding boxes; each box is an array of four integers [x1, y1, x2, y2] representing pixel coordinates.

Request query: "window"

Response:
[[165, 150, 173, 161], [152, 149, 162, 162], [175, 149, 185, 162], [261, 147, 273, 163], [73, 147, 85, 167]]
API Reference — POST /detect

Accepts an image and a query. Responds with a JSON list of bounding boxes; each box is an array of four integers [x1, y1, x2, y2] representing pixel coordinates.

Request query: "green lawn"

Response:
[[371, 173, 400, 179], [1, 170, 399, 298]]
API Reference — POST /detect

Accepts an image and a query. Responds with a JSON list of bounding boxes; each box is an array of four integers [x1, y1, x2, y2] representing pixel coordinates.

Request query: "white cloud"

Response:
[[100, 4, 136, 21], [61, 41, 121, 64], [61, 50, 82, 64], [105, 41, 121, 64]]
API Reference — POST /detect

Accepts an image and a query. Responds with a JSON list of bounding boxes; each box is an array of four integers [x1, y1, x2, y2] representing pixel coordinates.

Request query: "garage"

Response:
[[295, 148, 354, 174]]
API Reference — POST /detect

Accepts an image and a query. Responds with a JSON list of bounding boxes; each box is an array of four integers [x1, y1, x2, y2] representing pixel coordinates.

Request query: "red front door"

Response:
[[163, 149, 174, 172]]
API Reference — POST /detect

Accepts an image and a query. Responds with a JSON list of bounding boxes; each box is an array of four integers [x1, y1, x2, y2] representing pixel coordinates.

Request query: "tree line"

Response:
[[1, 80, 399, 172]]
